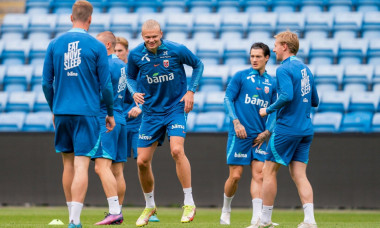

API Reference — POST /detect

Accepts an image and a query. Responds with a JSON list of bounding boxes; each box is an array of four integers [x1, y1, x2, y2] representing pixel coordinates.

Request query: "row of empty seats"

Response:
[[25, 0, 380, 14], [3, 12, 380, 41]]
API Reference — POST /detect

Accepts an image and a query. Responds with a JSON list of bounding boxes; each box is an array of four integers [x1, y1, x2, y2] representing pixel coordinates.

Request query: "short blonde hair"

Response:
[[116, 37, 129, 50], [274, 31, 299, 55], [97, 31, 116, 49], [142, 19, 161, 31], [72, 0, 93, 22]]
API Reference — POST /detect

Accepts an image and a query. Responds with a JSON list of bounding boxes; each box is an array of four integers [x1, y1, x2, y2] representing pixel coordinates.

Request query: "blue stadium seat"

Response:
[[314, 65, 344, 90], [332, 12, 362, 40], [349, 92, 379, 113], [340, 111, 373, 133], [26, 0, 51, 14], [200, 65, 229, 91], [23, 112, 52, 132], [304, 12, 333, 40], [110, 14, 138, 40], [133, 0, 161, 13], [271, 0, 299, 12], [356, 0, 380, 12], [106, 0, 129, 13], [244, 0, 269, 13], [193, 111, 225, 132], [0, 65, 6, 90], [367, 39, 380, 65], [1, 14, 29, 41], [362, 12, 380, 40], [372, 65, 380, 88], [371, 113, 380, 132], [0, 92, 9, 112], [297, 39, 310, 64], [260, 38, 276, 65], [318, 91, 350, 113], [313, 112, 343, 133], [299, 0, 325, 12], [186, 112, 197, 132], [276, 13, 305, 38], [204, 91, 226, 112], [192, 13, 221, 40], [0, 40, 3, 62], [161, 0, 187, 13], [2, 40, 31, 65], [247, 13, 277, 40], [0, 112, 26, 132], [265, 65, 279, 77], [224, 39, 250, 65], [34, 92, 50, 112], [165, 14, 193, 41], [228, 64, 251, 83], [138, 13, 167, 32], [52, 0, 76, 14], [193, 92, 206, 112], [55, 14, 72, 36], [31, 64, 43, 92], [188, 0, 216, 13], [342, 64, 373, 92], [338, 39, 368, 65], [316, 83, 338, 93], [28, 14, 56, 40], [220, 13, 249, 40], [88, 14, 111, 34], [309, 39, 338, 65], [196, 39, 224, 65], [6, 91, 36, 112], [327, 0, 354, 12], [4, 65, 33, 92], [29, 39, 49, 66], [216, 0, 241, 13]]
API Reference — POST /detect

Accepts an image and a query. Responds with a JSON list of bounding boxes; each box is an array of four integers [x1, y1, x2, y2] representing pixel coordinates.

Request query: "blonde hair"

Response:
[[274, 31, 299, 55], [142, 19, 161, 31], [97, 31, 116, 49], [72, 0, 93, 22], [116, 37, 129, 50]]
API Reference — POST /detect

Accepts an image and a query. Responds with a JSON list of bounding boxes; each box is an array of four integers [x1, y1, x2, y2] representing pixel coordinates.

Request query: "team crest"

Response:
[[264, 86, 269, 94], [163, 59, 169, 68]]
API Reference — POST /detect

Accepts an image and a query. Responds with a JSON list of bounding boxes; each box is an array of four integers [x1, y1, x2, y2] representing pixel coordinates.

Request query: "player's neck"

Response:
[[72, 23, 89, 31], [258, 68, 265, 76]]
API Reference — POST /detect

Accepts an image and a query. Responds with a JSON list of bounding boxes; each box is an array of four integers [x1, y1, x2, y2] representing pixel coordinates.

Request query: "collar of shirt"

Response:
[[110, 54, 118, 59], [281, 55, 298, 64], [68, 28, 87, 33], [250, 68, 269, 78], [142, 39, 169, 54]]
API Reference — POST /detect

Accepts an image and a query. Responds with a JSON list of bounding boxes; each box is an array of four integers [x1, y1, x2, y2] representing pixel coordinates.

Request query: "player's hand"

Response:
[[259, 108, 268, 117], [253, 130, 271, 149], [105, 115, 116, 133], [128, 106, 142, 118], [180, 91, 194, 113], [233, 119, 247, 139], [52, 114, 55, 130], [133, 93, 145, 105]]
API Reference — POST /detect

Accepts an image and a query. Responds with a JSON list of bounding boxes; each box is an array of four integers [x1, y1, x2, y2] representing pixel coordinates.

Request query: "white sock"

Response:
[[66, 202, 72, 222], [183, 187, 195, 206], [107, 196, 120, 214], [119, 205, 123, 212], [303, 203, 316, 224], [261, 205, 273, 225], [252, 198, 262, 223], [71, 202, 83, 225], [222, 194, 234, 213], [144, 191, 156, 208]]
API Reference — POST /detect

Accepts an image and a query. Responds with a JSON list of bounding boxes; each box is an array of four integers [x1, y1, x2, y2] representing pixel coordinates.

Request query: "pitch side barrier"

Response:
[[0, 132, 379, 209]]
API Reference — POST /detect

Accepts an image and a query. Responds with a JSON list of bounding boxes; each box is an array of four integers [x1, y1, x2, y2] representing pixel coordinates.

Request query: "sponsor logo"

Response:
[[301, 68, 311, 96], [234, 152, 248, 158], [64, 41, 81, 70], [160, 51, 171, 58], [67, 71, 78, 76], [246, 75, 255, 83], [117, 67, 127, 93], [303, 98, 308, 103], [244, 94, 268, 108], [163, 51, 168, 55], [171, 124, 185, 130], [139, 134, 152, 140], [265, 86, 269, 94], [141, 53, 150, 62], [154, 64, 160, 67], [255, 148, 268, 155], [163, 59, 169, 68], [256, 87, 262, 90], [262, 78, 272, 86], [146, 72, 174, 84]]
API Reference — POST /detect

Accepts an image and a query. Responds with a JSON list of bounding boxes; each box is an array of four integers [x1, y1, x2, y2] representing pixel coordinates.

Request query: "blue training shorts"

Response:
[[138, 105, 187, 148], [266, 133, 313, 166], [226, 133, 268, 165], [54, 115, 100, 157], [93, 122, 128, 163], [126, 129, 138, 159]]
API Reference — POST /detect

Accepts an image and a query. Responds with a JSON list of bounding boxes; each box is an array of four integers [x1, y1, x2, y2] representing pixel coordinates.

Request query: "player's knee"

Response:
[[229, 172, 242, 183], [170, 146, 184, 160], [94, 164, 104, 175], [137, 157, 150, 169]]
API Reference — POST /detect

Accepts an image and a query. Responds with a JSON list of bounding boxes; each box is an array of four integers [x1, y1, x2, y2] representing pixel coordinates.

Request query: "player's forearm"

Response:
[[266, 93, 291, 114], [126, 78, 138, 96], [188, 61, 204, 92], [266, 112, 276, 133], [102, 81, 114, 116], [42, 81, 54, 112], [224, 95, 238, 120]]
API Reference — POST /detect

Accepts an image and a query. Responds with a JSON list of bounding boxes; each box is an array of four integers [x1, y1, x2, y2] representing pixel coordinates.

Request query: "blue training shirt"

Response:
[[99, 54, 127, 125], [42, 28, 113, 116], [225, 68, 277, 135], [266, 56, 319, 136], [126, 39, 203, 114]]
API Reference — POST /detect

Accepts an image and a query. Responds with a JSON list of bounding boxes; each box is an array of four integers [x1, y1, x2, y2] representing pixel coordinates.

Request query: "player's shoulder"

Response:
[[129, 43, 146, 60], [235, 68, 252, 77]]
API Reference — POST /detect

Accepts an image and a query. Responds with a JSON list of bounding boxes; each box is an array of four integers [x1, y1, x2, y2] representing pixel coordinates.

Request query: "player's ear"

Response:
[[70, 14, 74, 23]]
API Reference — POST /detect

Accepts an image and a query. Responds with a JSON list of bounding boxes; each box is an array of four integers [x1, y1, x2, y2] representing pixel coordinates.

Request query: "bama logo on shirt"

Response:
[[244, 94, 269, 108], [64, 41, 81, 71], [146, 72, 174, 84]]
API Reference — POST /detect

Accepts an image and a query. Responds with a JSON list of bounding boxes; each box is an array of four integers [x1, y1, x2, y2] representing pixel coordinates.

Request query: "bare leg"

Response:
[[62, 153, 75, 202], [94, 158, 118, 198], [289, 161, 313, 204], [111, 163, 126, 205], [261, 161, 281, 206], [170, 136, 191, 188], [224, 165, 244, 197], [250, 160, 264, 199], [71, 156, 91, 203], [137, 142, 157, 193]]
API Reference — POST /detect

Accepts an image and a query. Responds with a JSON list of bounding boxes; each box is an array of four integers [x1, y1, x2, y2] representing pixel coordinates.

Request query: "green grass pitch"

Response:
[[0, 207, 379, 227]]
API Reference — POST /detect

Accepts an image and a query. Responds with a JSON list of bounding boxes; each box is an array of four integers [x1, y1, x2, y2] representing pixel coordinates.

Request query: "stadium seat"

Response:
[[260, 38, 276, 65], [371, 113, 380, 132], [316, 83, 338, 93], [299, 0, 325, 12], [4, 65, 33, 92], [138, 13, 167, 32], [193, 92, 206, 112], [26, 0, 51, 14], [133, 0, 161, 13], [192, 13, 221, 40], [0, 65, 6, 90], [340, 111, 373, 133], [200, 65, 229, 91], [52, 0, 76, 14], [327, 0, 354, 12], [0, 112, 26, 132], [342, 64, 373, 92], [186, 112, 197, 132], [23, 112, 52, 132], [55, 14, 72, 36], [88, 13, 111, 34], [224, 39, 251, 65], [161, 0, 187, 13], [196, 39, 224, 65], [318, 91, 350, 113], [276, 13, 305, 38], [204, 91, 226, 112], [337, 39, 368, 65], [2, 40, 31, 65], [6, 91, 36, 112], [348, 92, 379, 113], [265, 64, 278, 77], [228, 64, 251, 83], [362, 12, 380, 40], [28, 14, 56, 40], [0, 40, 3, 61], [356, 0, 380, 12], [1, 14, 29, 41], [332, 12, 362, 40], [193, 111, 225, 132], [367, 39, 380, 65], [105, 0, 129, 13], [216, 0, 241, 13], [304, 12, 333, 40], [29, 39, 50, 66], [0, 92, 9, 112], [314, 65, 344, 90], [297, 39, 310, 64], [372, 65, 380, 88], [247, 13, 277, 40], [34, 92, 50, 112], [165, 14, 193, 41], [188, 0, 216, 13], [244, 0, 269, 13], [271, 0, 298, 12], [110, 14, 138, 40], [313, 112, 343, 133], [220, 13, 249, 40], [31, 64, 43, 92], [309, 39, 338, 65]]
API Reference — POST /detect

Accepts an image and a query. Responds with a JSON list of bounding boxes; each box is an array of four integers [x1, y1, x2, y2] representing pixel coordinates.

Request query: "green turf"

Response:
[[0, 207, 379, 227]]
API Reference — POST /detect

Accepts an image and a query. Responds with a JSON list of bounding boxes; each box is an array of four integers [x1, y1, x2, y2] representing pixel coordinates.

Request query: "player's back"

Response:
[[45, 29, 109, 116], [275, 56, 318, 136]]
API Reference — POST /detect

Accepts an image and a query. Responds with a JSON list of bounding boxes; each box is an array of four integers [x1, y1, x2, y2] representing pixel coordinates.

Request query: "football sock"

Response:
[[183, 187, 195, 206], [119, 205, 122, 212], [222, 194, 234, 213], [66, 202, 72, 222], [261, 205, 273, 225], [71, 202, 83, 225], [252, 198, 263, 223], [107, 196, 120, 214], [303, 203, 316, 224], [144, 191, 156, 208]]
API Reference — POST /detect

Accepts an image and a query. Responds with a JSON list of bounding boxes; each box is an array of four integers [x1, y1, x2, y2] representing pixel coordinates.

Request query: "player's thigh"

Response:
[[54, 115, 74, 153], [114, 124, 128, 163], [267, 133, 302, 166], [138, 114, 166, 148], [166, 108, 187, 138], [72, 116, 101, 157], [292, 135, 314, 164], [93, 123, 121, 160], [226, 134, 255, 166]]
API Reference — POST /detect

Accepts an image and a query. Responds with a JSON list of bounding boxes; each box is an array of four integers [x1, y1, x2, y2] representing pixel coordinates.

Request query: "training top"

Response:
[[266, 56, 319, 136], [126, 39, 204, 114], [42, 28, 113, 116], [225, 68, 277, 135]]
